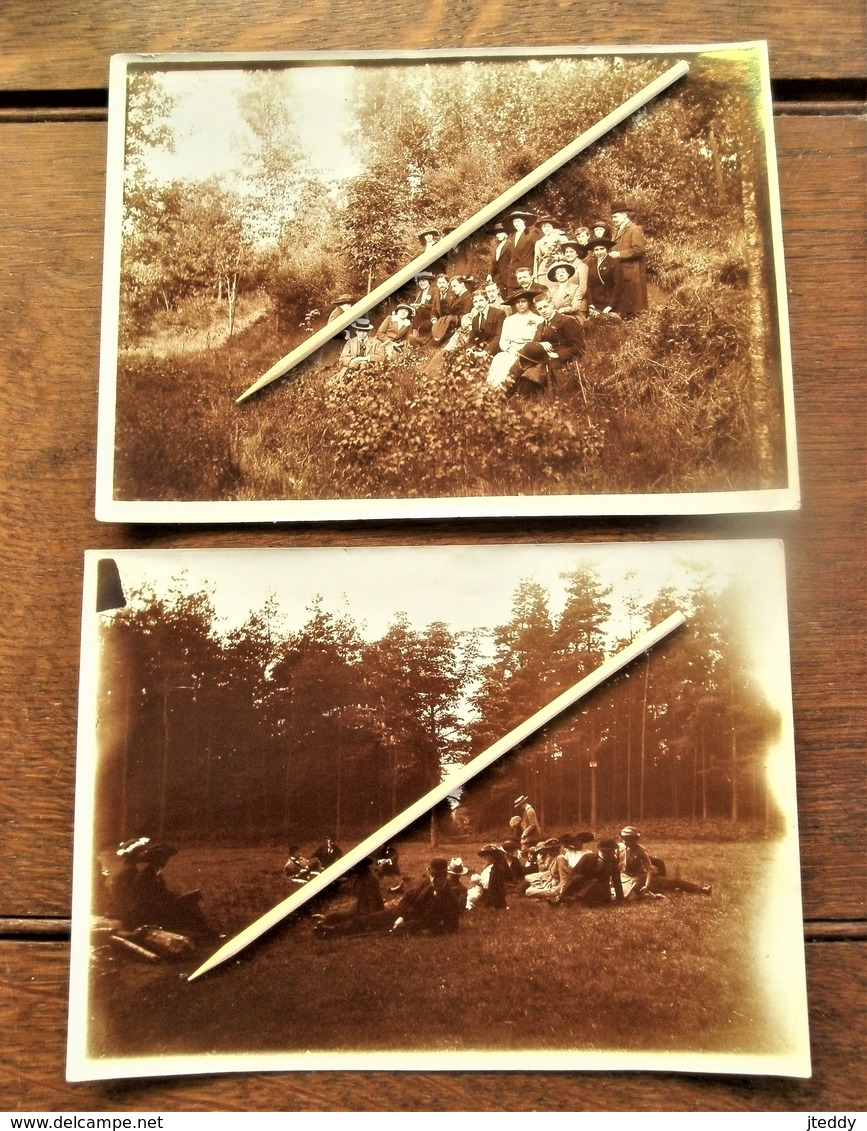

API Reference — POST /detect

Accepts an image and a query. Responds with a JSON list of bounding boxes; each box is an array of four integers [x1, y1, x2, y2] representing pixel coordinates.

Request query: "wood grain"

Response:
[[0, 1, 864, 88], [0, 14, 864, 1109]]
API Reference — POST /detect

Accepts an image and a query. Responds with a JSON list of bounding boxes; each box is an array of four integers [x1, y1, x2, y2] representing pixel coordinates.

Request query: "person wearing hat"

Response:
[[514, 794, 542, 853], [488, 222, 513, 293], [545, 261, 583, 318], [591, 219, 612, 241], [417, 224, 440, 248], [313, 856, 386, 931], [315, 857, 464, 937], [531, 292, 585, 383], [109, 837, 150, 924], [609, 202, 648, 316], [370, 303, 413, 360], [127, 841, 216, 940], [533, 214, 566, 282], [558, 837, 625, 905], [334, 315, 374, 379], [500, 838, 526, 886], [618, 827, 711, 898], [502, 341, 551, 399], [522, 837, 564, 898], [326, 292, 355, 329], [586, 238, 625, 316], [466, 844, 509, 910], [486, 290, 543, 389], [391, 857, 465, 933], [445, 856, 470, 909], [507, 209, 537, 275], [406, 273, 435, 345]]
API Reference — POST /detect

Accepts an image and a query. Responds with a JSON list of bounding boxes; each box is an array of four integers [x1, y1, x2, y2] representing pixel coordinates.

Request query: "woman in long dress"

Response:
[[486, 290, 542, 388]]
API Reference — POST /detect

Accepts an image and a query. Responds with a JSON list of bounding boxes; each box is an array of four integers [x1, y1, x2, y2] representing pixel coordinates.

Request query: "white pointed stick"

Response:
[[236, 60, 689, 402], [188, 610, 685, 980]]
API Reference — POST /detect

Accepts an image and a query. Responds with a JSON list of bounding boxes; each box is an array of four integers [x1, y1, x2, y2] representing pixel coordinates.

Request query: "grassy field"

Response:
[[87, 836, 785, 1063]]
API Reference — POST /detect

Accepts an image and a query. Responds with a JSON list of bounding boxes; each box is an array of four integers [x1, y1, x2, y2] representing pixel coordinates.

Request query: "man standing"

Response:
[[514, 794, 541, 853], [507, 209, 537, 276], [609, 201, 648, 316], [488, 222, 512, 292]]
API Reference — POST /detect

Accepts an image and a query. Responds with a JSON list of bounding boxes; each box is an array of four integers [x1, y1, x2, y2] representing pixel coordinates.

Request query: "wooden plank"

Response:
[[0, 115, 863, 926], [0, 1, 865, 89], [0, 940, 862, 1109]]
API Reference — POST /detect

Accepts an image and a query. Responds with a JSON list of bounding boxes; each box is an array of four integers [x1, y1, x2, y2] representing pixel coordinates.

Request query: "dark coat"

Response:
[[489, 237, 513, 291], [466, 305, 507, 354], [533, 312, 585, 373], [586, 253, 625, 313], [611, 220, 648, 313]]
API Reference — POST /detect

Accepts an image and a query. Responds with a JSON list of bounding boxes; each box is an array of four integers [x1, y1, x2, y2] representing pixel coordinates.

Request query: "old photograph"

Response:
[[68, 542, 809, 1079], [95, 45, 799, 521]]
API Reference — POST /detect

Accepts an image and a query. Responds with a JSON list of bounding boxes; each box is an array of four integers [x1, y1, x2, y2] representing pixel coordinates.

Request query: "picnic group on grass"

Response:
[[300, 794, 712, 940], [328, 203, 648, 400], [96, 790, 712, 955]]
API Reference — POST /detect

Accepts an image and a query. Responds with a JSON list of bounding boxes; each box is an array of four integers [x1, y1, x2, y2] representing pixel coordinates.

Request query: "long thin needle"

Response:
[[236, 60, 689, 403], [188, 610, 686, 980]]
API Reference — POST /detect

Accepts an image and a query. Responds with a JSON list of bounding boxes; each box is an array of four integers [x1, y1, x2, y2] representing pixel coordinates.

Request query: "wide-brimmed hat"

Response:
[[540, 837, 561, 851], [333, 293, 354, 305], [116, 836, 150, 862], [478, 843, 503, 857], [620, 826, 641, 839], [536, 214, 559, 227], [513, 794, 530, 807], [447, 856, 469, 875], [518, 342, 549, 365], [574, 830, 595, 844], [502, 838, 520, 851], [505, 290, 537, 306], [140, 842, 177, 867], [417, 225, 440, 241], [546, 260, 576, 281], [508, 209, 535, 223]]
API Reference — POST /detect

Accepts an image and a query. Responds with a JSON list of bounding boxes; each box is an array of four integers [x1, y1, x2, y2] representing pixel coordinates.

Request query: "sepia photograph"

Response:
[[68, 541, 810, 1080], [95, 44, 799, 522]]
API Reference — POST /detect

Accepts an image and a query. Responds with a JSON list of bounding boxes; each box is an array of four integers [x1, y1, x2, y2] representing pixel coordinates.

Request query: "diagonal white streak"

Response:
[[236, 60, 689, 402]]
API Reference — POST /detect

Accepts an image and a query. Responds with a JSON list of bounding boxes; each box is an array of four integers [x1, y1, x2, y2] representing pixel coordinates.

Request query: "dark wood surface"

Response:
[[0, 4, 864, 1111]]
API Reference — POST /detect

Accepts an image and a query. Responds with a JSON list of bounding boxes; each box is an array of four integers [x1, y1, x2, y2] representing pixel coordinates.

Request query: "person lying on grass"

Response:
[[618, 826, 712, 899]]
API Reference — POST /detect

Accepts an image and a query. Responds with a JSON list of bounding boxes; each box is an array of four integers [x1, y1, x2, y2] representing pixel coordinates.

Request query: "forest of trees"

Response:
[[94, 564, 782, 852], [118, 50, 777, 350]]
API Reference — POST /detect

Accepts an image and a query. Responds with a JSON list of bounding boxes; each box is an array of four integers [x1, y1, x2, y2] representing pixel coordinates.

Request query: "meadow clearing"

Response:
[[88, 834, 785, 1062]]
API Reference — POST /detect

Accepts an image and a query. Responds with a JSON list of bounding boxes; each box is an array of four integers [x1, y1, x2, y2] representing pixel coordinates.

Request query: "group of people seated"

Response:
[[327, 204, 648, 398], [307, 796, 711, 940]]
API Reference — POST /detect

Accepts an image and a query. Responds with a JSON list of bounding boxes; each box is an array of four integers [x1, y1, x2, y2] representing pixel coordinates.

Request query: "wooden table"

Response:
[[1, 2, 864, 1112]]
